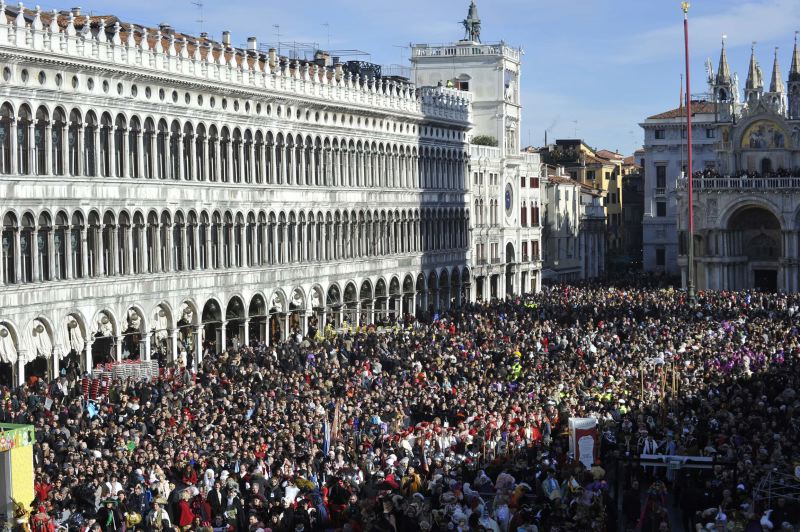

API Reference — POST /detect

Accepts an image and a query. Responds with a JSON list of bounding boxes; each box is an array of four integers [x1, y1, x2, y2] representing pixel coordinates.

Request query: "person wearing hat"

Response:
[[146, 498, 172, 532], [96, 499, 123, 532]]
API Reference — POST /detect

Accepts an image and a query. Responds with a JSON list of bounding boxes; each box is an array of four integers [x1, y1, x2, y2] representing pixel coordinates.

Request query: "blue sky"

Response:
[[38, 0, 800, 155]]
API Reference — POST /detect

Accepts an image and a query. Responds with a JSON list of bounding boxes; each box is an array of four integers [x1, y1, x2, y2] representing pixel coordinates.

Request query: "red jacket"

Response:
[[177, 500, 195, 527]]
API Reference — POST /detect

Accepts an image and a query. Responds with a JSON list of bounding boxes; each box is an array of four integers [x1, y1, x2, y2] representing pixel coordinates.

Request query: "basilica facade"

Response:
[[642, 37, 800, 292], [0, 5, 474, 385]]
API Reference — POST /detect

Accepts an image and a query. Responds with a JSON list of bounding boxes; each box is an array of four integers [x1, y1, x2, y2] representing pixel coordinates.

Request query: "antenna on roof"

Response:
[[322, 23, 330, 50], [191, 0, 204, 36], [273, 24, 281, 56]]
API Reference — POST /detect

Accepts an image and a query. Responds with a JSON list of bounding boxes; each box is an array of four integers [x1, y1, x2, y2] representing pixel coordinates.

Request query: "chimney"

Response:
[[268, 48, 277, 69], [158, 23, 172, 34], [199, 32, 208, 39], [222, 31, 231, 48], [71, 6, 81, 16], [247, 37, 257, 51]]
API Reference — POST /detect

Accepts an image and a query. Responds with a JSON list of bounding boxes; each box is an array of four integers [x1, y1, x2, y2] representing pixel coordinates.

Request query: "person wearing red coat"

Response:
[[177, 491, 196, 531]]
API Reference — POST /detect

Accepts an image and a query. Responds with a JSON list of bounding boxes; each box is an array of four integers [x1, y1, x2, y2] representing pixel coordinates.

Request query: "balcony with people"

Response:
[[677, 167, 800, 191]]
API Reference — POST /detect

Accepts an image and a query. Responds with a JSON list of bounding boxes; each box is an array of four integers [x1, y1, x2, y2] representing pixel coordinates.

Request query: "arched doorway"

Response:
[[91, 310, 117, 367], [248, 294, 267, 344], [438, 270, 450, 311], [388, 277, 401, 322], [375, 279, 388, 324], [505, 242, 516, 297], [309, 286, 325, 337], [225, 296, 246, 350], [326, 285, 342, 330], [450, 268, 460, 308], [24, 318, 54, 382], [150, 303, 173, 365], [0, 321, 18, 386], [359, 281, 374, 326], [427, 271, 438, 316], [63, 314, 86, 374], [402, 275, 415, 318], [201, 299, 222, 354], [343, 282, 358, 327], [461, 267, 471, 304], [761, 157, 772, 175], [269, 291, 287, 344], [728, 206, 781, 291], [122, 307, 146, 362], [415, 273, 426, 318], [289, 288, 306, 339], [177, 301, 199, 368]]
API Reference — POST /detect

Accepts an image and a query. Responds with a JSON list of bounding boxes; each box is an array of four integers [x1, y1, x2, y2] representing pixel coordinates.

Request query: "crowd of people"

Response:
[[2, 278, 800, 532], [691, 167, 800, 180]]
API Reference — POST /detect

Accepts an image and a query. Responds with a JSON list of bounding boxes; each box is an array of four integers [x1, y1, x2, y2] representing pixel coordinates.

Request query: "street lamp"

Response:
[[682, 1, 696, 304]]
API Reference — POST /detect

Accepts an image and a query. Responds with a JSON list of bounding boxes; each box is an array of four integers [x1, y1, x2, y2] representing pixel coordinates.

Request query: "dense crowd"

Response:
[[692, 168, 800, 180], [3, 279, 800, 532]]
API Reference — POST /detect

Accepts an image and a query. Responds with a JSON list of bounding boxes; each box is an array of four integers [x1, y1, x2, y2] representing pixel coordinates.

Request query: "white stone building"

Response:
[[411, 1, 543, 299], [0, 4, 474, 385], [643, 36, 800, 291], [541, 169, 606, 281]]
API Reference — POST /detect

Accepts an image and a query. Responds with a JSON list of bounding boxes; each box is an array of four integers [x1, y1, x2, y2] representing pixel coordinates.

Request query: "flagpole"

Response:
[[682, 1, 696, 304]]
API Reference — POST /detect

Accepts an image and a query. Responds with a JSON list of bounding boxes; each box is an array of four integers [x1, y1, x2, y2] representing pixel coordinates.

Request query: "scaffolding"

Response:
[[753, 469, 800, 506]]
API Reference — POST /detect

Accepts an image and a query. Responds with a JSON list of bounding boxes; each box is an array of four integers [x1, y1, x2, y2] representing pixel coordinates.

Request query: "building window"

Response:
[[656, 165, 666, 188], [587, 170, 595, 181], [520, 176, 526, 188], [474, 172, 479, 185], [656, 248, 666, 266], [656, 201, 666, 217], [706, 128, 716, 139], [530, 177, 539, 188], [681, 128, 686, 139], [655, 129, 665, 140]]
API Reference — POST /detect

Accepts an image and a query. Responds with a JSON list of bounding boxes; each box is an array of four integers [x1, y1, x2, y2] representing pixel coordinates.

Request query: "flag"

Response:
[[331, 402, 342, 444], [323, 419, 331, 455]]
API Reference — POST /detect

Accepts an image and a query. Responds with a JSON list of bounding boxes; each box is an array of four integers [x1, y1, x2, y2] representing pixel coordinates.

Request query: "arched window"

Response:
[[17, 105, 32, 175], [0, 103, 13, 174], [99, 113, 113, 177], [34, 106, 48, 176]]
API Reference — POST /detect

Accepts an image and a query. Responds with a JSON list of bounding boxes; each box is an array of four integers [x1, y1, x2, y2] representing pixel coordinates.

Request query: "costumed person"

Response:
[[96, 499, 123, 532], [30, 505, 55, 532], [146, 498, 172, 532]]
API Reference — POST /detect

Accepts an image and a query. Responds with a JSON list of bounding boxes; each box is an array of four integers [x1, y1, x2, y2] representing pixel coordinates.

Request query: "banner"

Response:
[[0, 424, 35, 453], [568, 417, 598, 470]]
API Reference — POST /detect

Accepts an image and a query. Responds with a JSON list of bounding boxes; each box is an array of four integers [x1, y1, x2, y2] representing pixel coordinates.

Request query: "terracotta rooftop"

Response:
[[647, 101, 717, 120], [595, 149, 623, 161]]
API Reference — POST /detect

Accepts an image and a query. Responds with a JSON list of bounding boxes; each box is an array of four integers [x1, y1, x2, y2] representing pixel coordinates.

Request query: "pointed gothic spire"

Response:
[[716, 36, 731, 84], [790, 31, 800, 82], [746, 42, 763, 90], [770, 47, 784, 93]]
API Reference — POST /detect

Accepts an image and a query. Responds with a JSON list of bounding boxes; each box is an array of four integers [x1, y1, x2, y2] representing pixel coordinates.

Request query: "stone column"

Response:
[[143, 332, 152, 362], [243, 319, 250, 347], [43, 123, 52, 176], [175, 224, 185, 270], [199, 137, 207, 181], [220, 320, 227, 352], [125, 225, 134, 275], [151, 224, 161, 273], [15, 355, 25, 386], [194, 326, 203, 369], [115, 336, 123, 362], [187, 134, 196, 181], [170, 329, 179, 365], [84, 337, 93, 373], [80, 227, 89, 279], [47, 228, 56, 281], [121, 130, 130, 178]]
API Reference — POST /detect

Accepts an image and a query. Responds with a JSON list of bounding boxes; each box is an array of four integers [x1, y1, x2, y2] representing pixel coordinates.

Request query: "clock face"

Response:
[[505, 184, 513, 214]]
